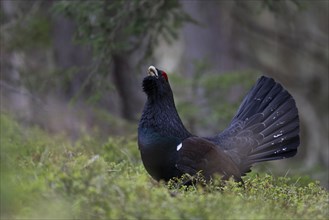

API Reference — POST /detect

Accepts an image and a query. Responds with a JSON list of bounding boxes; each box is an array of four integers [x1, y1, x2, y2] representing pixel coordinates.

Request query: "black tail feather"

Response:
[[234, 77, 281, 121], [241, 76, 300, 167], [216, 76, 300, 174], [249, 136, 299, 163]]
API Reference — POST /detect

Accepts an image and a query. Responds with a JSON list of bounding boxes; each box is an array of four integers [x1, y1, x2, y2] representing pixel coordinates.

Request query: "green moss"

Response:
[[1, 113, 328, 219]]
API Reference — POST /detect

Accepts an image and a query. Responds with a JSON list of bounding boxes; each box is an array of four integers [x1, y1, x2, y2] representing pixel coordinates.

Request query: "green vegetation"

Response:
[[50, 0, 194, 107], [3, 13, 51, 51], [171, 69, 260, 133], [1, 113, 328, 219], [52, 0, 193, 63]]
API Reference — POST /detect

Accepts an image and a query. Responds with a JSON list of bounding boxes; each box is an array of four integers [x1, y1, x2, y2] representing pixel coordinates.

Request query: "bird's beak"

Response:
[[148, 66, 158, 77]]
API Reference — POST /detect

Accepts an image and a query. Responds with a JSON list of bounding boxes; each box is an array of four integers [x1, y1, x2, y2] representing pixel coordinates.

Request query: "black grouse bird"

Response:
[[138, 66, 300, 182]]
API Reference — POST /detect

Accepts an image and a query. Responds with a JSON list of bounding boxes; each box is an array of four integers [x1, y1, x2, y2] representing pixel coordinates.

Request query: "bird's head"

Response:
[[142, 66, 172, 99]]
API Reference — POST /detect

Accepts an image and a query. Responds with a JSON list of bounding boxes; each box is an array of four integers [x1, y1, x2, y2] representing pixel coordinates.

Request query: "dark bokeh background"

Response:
[[1, 0, 328, 187]]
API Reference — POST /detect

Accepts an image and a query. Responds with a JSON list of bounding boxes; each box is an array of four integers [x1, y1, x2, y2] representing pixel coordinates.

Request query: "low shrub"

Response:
[[1, 113, 328, 219]]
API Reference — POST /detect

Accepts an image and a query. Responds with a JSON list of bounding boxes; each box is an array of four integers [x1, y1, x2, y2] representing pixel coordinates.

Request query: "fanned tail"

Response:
[[214, 76, 300, 174]]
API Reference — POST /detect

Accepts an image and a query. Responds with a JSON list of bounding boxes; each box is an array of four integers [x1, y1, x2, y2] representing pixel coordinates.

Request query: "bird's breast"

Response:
[[138, 127, 182, 181]]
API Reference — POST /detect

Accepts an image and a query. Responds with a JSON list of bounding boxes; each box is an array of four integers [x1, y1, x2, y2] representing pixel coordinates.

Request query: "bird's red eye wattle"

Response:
[[161, 72, 168, 81]]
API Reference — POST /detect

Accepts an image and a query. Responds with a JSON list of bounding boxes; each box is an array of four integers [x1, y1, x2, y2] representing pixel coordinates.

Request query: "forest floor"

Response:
[[1, 113, 328, 219]]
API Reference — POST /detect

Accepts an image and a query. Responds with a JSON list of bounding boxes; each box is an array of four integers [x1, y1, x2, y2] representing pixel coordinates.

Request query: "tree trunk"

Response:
[[112, 54, 143, 121]]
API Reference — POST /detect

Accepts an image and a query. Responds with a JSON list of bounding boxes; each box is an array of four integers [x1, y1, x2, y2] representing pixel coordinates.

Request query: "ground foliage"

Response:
[[1, 114, 328, 219]]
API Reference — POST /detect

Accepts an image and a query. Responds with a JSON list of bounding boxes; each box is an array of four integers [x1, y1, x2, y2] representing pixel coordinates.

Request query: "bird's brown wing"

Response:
[[175, 136, 242, 181]]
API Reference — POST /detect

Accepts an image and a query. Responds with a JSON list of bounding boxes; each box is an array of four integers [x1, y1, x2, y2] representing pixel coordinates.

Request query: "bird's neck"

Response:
[[139, 95, 191, 140]]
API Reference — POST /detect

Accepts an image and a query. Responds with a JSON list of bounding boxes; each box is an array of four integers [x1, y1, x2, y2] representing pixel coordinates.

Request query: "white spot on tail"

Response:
[[176, 143, 182, 151]]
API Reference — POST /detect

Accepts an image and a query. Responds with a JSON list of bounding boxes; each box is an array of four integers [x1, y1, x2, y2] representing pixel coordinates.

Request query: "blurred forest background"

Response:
[[1, 0, 328, 187]]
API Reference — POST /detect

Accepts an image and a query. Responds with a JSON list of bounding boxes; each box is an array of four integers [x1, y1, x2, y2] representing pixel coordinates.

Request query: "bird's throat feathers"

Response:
[[139, 95, 191, 140]]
